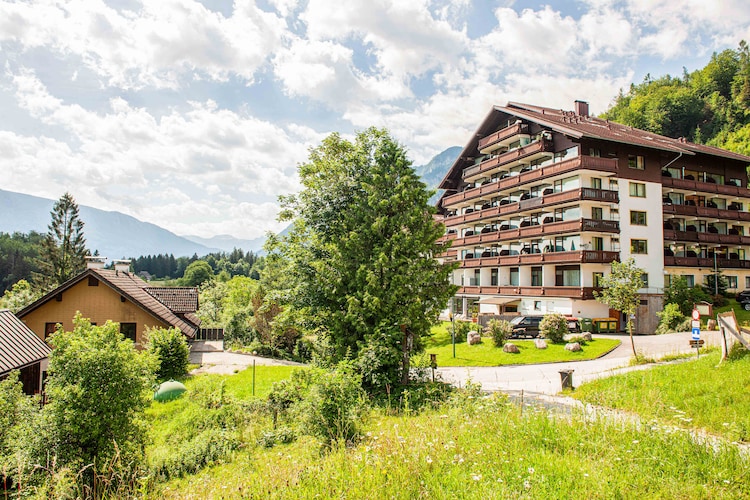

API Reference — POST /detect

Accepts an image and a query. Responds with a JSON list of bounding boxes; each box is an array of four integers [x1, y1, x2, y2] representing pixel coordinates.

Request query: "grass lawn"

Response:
[[573, 351, 750, 442], [423, 322, 620, 367]]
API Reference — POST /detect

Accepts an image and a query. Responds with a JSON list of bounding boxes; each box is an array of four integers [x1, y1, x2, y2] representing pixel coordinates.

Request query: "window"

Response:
[[629, 182, 646, 197], [555, 265, 581, 286], [592, 237, 603, 251], [628, 154, 645, 169], [491, 268, 498, 286], [509, 267, 519, 286], [591, 207, 603, 220], [591, 177, 602, 189], [589, 148, 601, 157], [746, 276, 750, 288], [641, 273, 649, 287], [593, 272, 604, 287], [44, 322, 60, 340], [533, 300, 542, 311], [610, 208, 619, 221], [531, 266, 543, 286], [727, 276, 738, 289], [630, 211, 647, 225], [631, 239, 648, 254], [685, 275, 695, 287], [120, 323, 137, 342]]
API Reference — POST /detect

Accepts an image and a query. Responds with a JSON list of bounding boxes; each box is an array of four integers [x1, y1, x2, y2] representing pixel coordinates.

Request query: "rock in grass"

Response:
[[467, 330, 482, 345], [581, 332, 593, 342], [503, 343, 520, 353], [534, 338, 547, 349], [565, 342, 582, 352]]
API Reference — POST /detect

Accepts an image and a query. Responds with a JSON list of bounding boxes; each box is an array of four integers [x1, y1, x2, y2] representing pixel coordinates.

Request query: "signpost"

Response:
[[691, 309, 701, 358]]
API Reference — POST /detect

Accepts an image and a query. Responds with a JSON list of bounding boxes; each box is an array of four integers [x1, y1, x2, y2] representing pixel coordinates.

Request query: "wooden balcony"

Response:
[[448, 218, 620, 249], [478, 122, 529, 153], [662, 203, 750, 222], [661, 177, 750, 198], [664, 256, 750, 269], [663, 229, 750, 245], [441, 188, 619, 227], [447, 154, 618, 206], [462, 139, 555, 180], [457, 285, 599, 300], [459, 250, 619, 268]]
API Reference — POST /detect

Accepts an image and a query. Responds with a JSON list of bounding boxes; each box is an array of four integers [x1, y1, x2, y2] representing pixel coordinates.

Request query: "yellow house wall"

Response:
[[21, 279, 169, 345]]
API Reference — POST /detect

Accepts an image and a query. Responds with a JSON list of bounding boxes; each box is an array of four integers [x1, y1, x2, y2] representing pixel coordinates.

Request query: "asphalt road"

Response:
[[436, 330, 725, 396]]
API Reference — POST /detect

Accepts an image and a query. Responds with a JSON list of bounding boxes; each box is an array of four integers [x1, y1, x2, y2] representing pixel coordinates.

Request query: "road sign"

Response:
[[692, 327, 701, 340], [690, 339, 705, 347], [691, 320, 701, 329], [692, 309, 701, 321]]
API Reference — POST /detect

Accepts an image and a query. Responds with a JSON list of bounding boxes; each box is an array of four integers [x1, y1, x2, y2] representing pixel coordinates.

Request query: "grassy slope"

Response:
[[423, 322, 619, 367]]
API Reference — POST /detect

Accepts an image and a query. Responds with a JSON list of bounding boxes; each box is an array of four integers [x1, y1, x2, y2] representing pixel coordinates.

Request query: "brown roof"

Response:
[[144, 287, 199, 313], [0, 309, 51, 375], [438, 101, 750, 194], [17, 269, 200, 339]]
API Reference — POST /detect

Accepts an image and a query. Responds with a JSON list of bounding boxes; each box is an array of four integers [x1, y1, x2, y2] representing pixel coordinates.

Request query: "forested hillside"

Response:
[[602, 41, 750, 155]]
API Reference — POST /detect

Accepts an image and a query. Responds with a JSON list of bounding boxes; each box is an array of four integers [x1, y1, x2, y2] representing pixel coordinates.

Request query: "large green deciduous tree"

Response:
[[595, 258, 644, 360], [45, 314, 156, 474], [34, 192, 88, 291], [274, 128, 457, 390]]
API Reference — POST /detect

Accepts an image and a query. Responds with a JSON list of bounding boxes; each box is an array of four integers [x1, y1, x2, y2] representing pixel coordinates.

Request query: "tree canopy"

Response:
[[595, 259, 644, 359], [272, 127, 457, 390]]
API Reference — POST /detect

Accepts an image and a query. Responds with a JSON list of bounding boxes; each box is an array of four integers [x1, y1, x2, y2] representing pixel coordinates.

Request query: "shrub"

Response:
[[655, 303, 688, 335], [540, 313, 568, 343], [485, 319, 513, 347], [150, 428, 239, 480], [146, 327, 190, 381], [452, 321, 473, 343], [567, 334, 589, 346]]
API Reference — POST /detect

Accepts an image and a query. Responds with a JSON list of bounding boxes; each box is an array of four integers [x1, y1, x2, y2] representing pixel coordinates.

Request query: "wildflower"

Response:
[[632, 440, 639, 444], [426, 456, 433, 464], [524, 480, 531, 490], [528, 467, 535, 474], [724, 480, 731, 484], [583, 473, 589, 477], [471, 474, 482, 481]]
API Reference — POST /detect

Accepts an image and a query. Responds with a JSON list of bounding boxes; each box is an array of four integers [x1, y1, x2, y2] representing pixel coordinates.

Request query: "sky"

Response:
[[2, 0, 750, 241]]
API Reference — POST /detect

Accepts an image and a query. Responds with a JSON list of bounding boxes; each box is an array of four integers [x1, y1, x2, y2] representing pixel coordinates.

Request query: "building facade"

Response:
[[437, 101, 750, 333]]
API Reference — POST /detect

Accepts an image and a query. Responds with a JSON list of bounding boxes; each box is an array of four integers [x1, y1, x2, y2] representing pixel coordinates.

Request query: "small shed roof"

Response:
[[0, 309, 51, 376]]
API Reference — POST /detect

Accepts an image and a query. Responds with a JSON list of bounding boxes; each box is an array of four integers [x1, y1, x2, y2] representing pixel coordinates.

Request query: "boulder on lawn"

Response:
[[707, 319, 717, 331], [581, 332, 593, 342], [534, 338, 548, 349], [565, 342, 582, 352], [503, 343, 520, 353], [467, 330, 482, 345]]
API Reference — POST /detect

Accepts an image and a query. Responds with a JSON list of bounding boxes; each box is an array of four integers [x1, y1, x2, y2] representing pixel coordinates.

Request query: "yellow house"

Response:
[[18, 260, 200, 346]]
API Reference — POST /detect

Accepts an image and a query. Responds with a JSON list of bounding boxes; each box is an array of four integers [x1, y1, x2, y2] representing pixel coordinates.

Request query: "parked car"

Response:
[[509, 316, 543, 338], [737, 290, 750, 302]]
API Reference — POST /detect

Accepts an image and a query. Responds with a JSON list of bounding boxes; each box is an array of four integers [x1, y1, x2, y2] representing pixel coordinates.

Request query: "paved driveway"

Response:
[[436, 330, 724, 396], [189, 340, 304, 375]]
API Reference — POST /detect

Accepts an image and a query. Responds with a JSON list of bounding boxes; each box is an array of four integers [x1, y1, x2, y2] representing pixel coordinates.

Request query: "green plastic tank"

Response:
[[154, 380, 187, 402]]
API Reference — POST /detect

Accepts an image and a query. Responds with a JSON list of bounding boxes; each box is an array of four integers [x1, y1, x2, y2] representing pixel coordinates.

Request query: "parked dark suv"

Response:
[[509, 315, 581, 338]]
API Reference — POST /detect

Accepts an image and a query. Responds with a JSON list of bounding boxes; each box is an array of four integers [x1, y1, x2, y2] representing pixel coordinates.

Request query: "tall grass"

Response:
[[149, 394, 749, 498], [574, 351, 750, 441]]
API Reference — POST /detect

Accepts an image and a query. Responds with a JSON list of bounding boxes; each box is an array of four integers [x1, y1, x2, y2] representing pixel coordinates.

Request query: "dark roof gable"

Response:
[[0, 309, 51, 375]]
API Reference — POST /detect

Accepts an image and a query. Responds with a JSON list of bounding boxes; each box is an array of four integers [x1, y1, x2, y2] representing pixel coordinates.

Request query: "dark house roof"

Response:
[[144, 287, 199, 313], [0, 309, 51, 376], [438, 101, 750, 195], [17, 268, 200, 338]]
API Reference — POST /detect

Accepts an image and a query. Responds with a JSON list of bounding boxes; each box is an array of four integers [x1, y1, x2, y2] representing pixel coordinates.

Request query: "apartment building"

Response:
[[437, 101, 750, 333]]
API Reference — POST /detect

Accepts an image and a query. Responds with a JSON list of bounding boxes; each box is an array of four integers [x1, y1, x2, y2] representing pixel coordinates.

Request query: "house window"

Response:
[[120, 323, 137, 342], [591, 178, 602, 189], [44, 322, 60, 340], [631, 239, 648, 254], [589, 148, 601, 157], [555, 265, 581, 286], [629, 182, 646, 197], [630, 211, 647, 226], [685, 275, 695, 287], [641, 273, 649, 287], [746, 276, 750, 288], [628, 154, 645, 169], [593, 272, 604, 287], [510, 267, 519, 286], [727, 276, 738, 289], [531, 267, 543, 286], [533, 300, 542, 311], [592, 237, 604, 251], [591, 207, 603, 220], [491, 268, 498, 286], [610, 208, 619, 221]]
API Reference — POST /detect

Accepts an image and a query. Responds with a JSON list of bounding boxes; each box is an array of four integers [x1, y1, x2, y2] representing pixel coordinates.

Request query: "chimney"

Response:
[[85, 256, 107, 269], [574, 100, 589, 117], [113, 259, 131, 274]]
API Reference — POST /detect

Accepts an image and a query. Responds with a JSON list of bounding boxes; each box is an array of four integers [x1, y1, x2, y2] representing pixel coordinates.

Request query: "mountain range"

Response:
[[0, 147, 460, 259]]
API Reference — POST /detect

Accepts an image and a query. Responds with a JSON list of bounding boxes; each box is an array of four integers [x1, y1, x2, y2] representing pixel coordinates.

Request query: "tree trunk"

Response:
[[628, 319, 638, 360], [400, 325, 413, 386]]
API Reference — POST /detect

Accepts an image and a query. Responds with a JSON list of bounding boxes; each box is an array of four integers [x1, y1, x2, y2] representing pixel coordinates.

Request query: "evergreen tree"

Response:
[[33, 192, 88, 291]]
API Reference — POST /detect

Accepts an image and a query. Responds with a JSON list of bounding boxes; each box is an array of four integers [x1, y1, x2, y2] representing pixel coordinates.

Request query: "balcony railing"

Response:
[[457, 285, 599, 300], [664, 256, 750, 269], [459, 250, 619, 268], [447, 218, 620, 249], [447, 154, 618, 206], [478, 122, 529, 152], [440, 188, 619, 226], [462, 139, 555, 180], [661, 177, 750, 198], [662, 203, 750, 222], [663, 229, 750, 245]]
